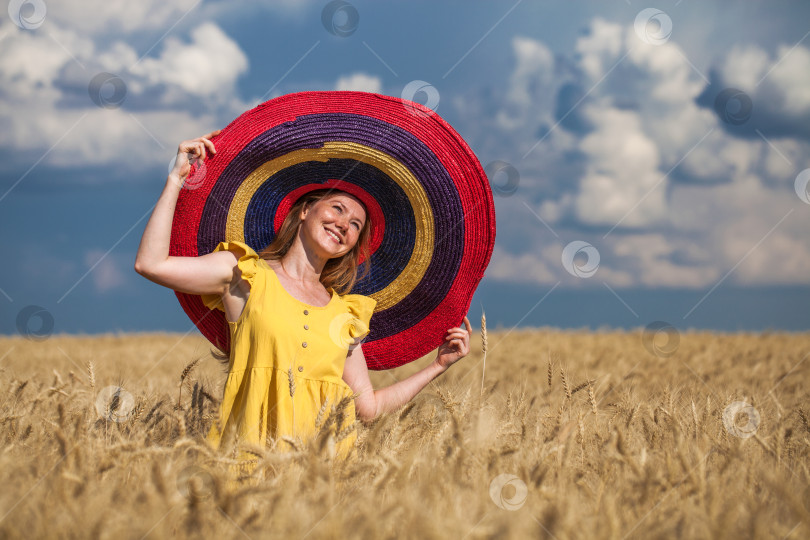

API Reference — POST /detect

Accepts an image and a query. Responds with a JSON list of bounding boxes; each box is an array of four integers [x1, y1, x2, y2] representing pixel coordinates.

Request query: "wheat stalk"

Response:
[[87, 361, 95, 390], [588, 379, 597, 415], [180, 358, 200, 384], [571, 379, 595, 396], [177, 358, 200, 407], [480, 310, 488, 399], [281, 435, 302, 452], [336, 420, 356, 442], [798, 408, 810, 434], [315, 396, 330, 430], [200, 388, 220, 406], [288, 366, 296, 438], [14, 380, 28, 398], [130, 400, 144, 423], [257, 404, 265, 446], [560, 365, 571, 400]]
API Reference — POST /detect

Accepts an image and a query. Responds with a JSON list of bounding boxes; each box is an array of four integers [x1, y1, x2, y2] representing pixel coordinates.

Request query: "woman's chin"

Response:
[[315, 240, 346, 259]]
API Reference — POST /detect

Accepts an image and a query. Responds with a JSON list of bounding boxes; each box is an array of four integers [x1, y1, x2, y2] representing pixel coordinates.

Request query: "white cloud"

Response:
[[575, 18, 624, 81], [766, 44, 810, 115], [487, 244, 558, 285], [130, 22, 248, 97], [763, 138, 802, 180], [83, 250, 128, 293], [719, 45, 771, 91], [574, 105, 665, 227], [495, 36, 561, 134], [713, 42, 810, 136], [0, 16, 249, 170], [0, 22, 93, 88], [46, 0, 201, 35], [507, 37, 555, 109], [334, 73, 382, 93], [455, 18, 810, 290], [608, 233, 718, 288]]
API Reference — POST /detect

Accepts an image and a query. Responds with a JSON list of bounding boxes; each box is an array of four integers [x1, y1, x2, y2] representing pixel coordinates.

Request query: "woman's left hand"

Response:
[[435, 316, 472, 371]]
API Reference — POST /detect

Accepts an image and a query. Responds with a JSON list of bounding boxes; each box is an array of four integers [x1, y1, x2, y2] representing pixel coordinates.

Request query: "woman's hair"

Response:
[[210, 189, 372, 365]]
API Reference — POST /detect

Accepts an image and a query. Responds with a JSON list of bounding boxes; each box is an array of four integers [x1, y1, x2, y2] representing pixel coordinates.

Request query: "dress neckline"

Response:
[[261, 259, 338, 309]]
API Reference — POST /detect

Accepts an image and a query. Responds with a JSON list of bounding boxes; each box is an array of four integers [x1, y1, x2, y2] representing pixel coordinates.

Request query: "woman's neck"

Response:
[[279, 235, 327, 285]]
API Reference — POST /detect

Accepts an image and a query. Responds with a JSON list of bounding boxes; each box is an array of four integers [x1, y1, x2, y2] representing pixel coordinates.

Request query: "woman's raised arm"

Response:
[[133, 130, 236, 297]]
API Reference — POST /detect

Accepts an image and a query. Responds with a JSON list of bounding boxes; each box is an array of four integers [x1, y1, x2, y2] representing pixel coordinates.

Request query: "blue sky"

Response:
[[1, 0, 809, 339]]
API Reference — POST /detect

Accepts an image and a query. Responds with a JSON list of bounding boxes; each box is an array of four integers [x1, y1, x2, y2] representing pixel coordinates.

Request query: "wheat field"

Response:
[[0, 328, 808, 539]]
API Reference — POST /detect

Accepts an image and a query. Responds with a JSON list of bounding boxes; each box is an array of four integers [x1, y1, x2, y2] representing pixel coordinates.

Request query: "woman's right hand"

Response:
[[169, 129, 222, 185]]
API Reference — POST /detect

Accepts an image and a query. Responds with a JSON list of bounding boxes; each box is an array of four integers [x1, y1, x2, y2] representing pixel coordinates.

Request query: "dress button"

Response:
[[303, 309, 309, 315], [302, 342, 308, 348], [298, 366, 303, 372], [304, 324, 309, 330]]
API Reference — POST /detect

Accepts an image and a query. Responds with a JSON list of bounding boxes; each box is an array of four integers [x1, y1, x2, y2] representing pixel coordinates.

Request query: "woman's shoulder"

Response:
[[331, 292, 376, 345], [337, 292, 377, 317]]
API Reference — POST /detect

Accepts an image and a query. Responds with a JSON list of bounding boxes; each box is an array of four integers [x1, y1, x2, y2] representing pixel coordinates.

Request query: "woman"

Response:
[[135, 131, 472, 466]]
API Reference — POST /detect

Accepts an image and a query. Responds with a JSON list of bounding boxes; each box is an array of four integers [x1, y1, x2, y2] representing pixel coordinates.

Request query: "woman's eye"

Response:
[[352, 223, 360, 230], [333, 205, 342, 212]]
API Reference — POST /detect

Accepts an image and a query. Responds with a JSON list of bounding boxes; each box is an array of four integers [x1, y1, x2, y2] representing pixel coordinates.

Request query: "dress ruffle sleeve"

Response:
[[337, 294, 377, 347], [200, 240, 260, 312]]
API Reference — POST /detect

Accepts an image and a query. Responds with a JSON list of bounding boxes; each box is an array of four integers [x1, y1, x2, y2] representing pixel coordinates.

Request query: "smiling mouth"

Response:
[[324, 227, 342, 244]]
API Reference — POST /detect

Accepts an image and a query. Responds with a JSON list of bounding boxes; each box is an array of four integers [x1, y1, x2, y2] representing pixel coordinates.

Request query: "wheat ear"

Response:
[[87, 361, 96, 390], [480, 310, 488, 398], [177, 358, 200, 407], [288, 366, 296, 438], [180, 358, 200, 384], [560, 365, 571, 400], [315, 396, 330, 430]]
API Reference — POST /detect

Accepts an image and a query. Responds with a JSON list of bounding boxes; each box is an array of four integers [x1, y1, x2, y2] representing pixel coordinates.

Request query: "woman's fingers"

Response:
[[198, 129, 221, 155], [181, 142, 201, 162], [193, 141, 206, 160], [200, 137, 216, 155], [447, 316, 473, 334], [179, 140, 201, 160], [442, 317, 472, 357], [178, 130, 221, 160]]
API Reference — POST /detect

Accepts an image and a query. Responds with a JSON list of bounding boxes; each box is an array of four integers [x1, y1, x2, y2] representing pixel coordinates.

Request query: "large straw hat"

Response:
[[170, 90, 496, 370]]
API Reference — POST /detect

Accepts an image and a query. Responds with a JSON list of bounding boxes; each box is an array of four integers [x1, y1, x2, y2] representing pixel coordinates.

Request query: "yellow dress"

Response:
[[200, 241, 376, 473]]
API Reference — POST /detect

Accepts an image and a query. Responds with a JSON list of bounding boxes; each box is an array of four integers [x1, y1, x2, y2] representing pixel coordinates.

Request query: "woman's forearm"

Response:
[[134, 176, 182, 273], [136, 131, 219, 274], [373, 359, 448, 417]]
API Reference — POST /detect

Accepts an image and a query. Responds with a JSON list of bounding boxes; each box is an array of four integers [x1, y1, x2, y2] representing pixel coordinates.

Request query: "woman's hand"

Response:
[[435, 316, 472, 371], [169, 129, 222, 185]]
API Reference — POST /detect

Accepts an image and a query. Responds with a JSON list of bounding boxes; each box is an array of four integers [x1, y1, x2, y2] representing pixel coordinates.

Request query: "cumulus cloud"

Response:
[[487, 244, 558, 285], [573, 106, 665, 227], [45, 0, 201, 35], [129, 22, 248, 97], [697, 43, 810, 140], [334, 73, 382, 93], [453, 17, 810, 289], [0, 13, 249, 172]]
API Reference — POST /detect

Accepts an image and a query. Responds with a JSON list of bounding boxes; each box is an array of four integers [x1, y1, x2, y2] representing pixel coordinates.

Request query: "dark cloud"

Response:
[[696, 69, 810, 141]]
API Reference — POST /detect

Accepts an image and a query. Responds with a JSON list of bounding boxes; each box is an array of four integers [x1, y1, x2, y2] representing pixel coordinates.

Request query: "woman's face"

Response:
[[300, 193, 367, 259]]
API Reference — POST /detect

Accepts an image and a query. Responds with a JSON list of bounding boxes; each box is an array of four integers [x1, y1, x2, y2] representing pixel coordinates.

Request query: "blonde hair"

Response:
[[211, 189, 372, 364]]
